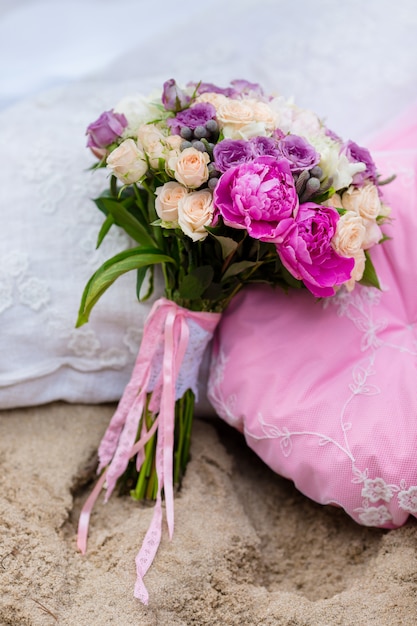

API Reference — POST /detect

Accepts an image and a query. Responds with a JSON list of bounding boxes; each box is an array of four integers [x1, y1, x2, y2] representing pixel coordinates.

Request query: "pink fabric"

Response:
[[208, 111, 417, 529]]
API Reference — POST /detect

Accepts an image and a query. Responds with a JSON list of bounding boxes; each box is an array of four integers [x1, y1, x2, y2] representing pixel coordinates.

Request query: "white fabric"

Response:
[[1, 0, 416, 409]]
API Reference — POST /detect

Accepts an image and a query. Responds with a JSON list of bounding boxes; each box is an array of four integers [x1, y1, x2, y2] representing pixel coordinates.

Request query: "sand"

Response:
[[1, 402, 417, 625]]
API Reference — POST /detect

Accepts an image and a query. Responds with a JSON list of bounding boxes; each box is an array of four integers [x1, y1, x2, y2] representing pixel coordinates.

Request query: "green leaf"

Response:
[[96, 214, 115, 248], [77, 248, 175, 326], [280, 265, 304, 289], [94, 197, 155, 247], [178, 266, 214, 300], [136, 266, 154, 302], [209, 233, 239, 260], [359, 251, 381, 289], [222, 261, 258, 281]]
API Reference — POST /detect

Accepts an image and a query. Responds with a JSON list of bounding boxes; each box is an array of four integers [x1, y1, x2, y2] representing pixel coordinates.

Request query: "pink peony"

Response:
[[213, 156, 298, 241], [276, 202, 355, 297]]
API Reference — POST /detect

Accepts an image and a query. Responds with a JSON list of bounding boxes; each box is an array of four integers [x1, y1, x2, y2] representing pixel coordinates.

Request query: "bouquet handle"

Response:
[[77, 298, 220, 604]]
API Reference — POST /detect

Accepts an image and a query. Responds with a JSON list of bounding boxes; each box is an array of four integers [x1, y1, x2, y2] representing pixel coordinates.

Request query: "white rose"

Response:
[[342, 184, 382, 220], [137, 123, 167, 168], [290, 106, 322, 138], [222, 121, 268, 140], [106, 139, 147, 184], [168, 147, 210, 189], [344, 249, 366, 292], [155, 181, 188, 223], [178, 190, 214, 241], [114, 94, 160, 136], [269, 97, 321, 137], [332, 211, 366, 256], [309, 134, 365, 191]]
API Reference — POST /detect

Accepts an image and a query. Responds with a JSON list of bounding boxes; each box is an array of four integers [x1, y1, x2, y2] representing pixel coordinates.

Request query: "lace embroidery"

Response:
[[209, 349, 238, 427]]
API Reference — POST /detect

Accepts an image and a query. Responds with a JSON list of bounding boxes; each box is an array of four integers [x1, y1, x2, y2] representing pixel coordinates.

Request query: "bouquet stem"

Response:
[[129, 389, 195, 502]]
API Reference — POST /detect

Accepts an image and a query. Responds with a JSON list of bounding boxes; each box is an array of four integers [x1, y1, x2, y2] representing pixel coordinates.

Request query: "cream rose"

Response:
[[178, 190, 214, 241], [344, 249, 366, 291], [216, 99, 255, 129], [195, 92, 229, 111], [342, 184, 382, 220], [168, 147, 210, 189], [106, 139, 147, 184], [137, 123, 167, 168], [246, 99, 277, 130], [164, 134, 182, 165], [332, 211, 366, 256], [324, 193, 343, 209], [165, 134, 183, 151], [362, 220, 383, 249], [155, 181, 188, 223]]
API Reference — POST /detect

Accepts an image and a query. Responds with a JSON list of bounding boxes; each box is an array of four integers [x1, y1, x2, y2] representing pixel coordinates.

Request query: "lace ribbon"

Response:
[[77, 297, 221, 604]]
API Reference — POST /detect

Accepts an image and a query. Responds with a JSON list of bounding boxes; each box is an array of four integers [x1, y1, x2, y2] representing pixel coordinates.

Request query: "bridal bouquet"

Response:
[[77, 78, 391, 603]]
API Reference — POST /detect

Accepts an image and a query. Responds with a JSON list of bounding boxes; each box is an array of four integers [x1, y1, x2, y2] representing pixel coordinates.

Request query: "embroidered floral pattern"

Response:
[[355, 505, 393, 526], [18, 277, 50, 311], [68, 328, 101, 358], [397, 486, 417, 513], [361, 478, 396, 503]]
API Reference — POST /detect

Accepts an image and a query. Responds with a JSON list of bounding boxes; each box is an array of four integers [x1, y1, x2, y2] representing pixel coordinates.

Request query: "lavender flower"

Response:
[[192, 81, 236, 97], [162, 79, 191, 112], [276, 134, 320, 173], [342, 140, 378, 185], [230, 79, 265, 98], [213, 139, 254, 173], [167, 103, 216, 135], [250, 136, 281, 158], [86, 110, 127, 149]]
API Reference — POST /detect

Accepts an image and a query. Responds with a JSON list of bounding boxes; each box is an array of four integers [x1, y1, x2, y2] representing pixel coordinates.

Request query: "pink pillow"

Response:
[[208, 139, 417, 528]]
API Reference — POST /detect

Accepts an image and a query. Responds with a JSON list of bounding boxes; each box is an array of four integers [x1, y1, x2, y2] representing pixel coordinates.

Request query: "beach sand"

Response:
[[1, 403, 417, 625]]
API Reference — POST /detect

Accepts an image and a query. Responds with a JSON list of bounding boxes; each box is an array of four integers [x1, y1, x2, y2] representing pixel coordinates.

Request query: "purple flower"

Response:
[[167, 102, 216, 135], [276, 134, 320, 173], [230, 79, 265, 98], [213, 139, 254, 173], [342, 140, 378, 185], [192, 81, 236, 97], [213, 156, 298, 241], [325, 127, 342, 143], [162, 79, 191, 112], [276, 202, 354, 297], [190, 79, 265, 99], [250, 136, 281, 158], [86, 110, 127, 149]]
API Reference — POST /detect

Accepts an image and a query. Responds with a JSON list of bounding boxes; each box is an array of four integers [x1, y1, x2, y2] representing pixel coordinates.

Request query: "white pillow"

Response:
[[0, 81, 165, 408]]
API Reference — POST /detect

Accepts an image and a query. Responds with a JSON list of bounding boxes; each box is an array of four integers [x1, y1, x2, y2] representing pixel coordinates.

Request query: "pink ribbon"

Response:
[[77, 298, 221, 605]]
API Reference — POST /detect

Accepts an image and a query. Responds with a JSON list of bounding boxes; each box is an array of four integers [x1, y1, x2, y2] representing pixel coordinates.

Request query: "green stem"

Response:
[[110, 174, 118, 198], [131, 396, 158, 501], [181, 390, 195, 471]]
